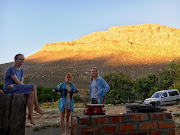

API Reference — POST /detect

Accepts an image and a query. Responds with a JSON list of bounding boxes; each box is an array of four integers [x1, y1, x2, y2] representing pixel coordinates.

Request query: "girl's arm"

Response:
[[53, 83, 63, 92], [21, 77, 24, 84], [11, 75, 24, 85], [8, 75, 24, 89], [72, 85, 78, 93], [101, 78, 110, 97]]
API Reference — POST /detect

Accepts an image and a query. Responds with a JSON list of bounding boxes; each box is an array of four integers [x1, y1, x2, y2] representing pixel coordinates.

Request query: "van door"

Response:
[[168, 91, 179, 104], [160, 92, 169, 105]]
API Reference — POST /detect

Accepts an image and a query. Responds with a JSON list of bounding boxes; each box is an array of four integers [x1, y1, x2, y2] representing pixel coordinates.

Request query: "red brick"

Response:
[[79, 117, 90, 125], [110, 115, 123, 123], [81, 127, 101, 134], [158, 121, 175, 128], [113, 133, 128, 135], [132, 114, 148, 121], [103, 125, 116, 133], [149, 113, 166, 120], [169, 129, 175, 135], [129, 132, 148, 135], [140, 122, 157, 130], [166, 113, 172, 119], [150, 130, 161, 135], [120, 123, 135, 132], [92, 116, 107, 125]]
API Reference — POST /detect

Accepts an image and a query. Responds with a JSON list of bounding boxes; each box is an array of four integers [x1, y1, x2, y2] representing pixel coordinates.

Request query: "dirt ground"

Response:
[[25, 105, 180, 135]]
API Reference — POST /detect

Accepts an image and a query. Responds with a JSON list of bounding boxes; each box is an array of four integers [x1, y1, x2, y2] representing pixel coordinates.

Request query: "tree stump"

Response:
[[0, 94, 27, 135]]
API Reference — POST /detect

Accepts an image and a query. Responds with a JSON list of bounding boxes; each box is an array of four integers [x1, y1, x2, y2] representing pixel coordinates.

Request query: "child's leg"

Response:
[[65, 109, 71, 135], [60, 110, 65, 135], [27, 91, 35, 125]]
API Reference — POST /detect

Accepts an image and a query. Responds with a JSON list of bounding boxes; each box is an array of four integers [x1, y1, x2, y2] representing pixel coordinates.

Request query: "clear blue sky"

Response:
[[0, 0, 179, 64]]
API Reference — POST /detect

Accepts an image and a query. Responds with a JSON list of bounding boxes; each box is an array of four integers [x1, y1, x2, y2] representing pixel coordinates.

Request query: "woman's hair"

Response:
[[14, 54, 24, 61], [90, 67, 98, 82], [66, 73, 73, 79]]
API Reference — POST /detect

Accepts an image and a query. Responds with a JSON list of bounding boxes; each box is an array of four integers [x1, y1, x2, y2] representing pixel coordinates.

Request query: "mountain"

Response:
[[0, 24, 180, 89]]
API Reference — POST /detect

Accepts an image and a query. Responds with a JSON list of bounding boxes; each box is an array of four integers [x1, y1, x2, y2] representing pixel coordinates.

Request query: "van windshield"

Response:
[[151, 92, 162, 98]]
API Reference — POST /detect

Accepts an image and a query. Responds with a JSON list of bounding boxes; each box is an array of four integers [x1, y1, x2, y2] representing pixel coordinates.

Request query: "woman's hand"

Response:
[[8, 84, 15, 89], [52, 89, 55, 92]]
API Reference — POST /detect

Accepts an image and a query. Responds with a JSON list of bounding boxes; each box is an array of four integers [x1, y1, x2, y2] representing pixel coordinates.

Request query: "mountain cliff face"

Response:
[[0, 24, 180, 88], [27, 24, 180, 65]]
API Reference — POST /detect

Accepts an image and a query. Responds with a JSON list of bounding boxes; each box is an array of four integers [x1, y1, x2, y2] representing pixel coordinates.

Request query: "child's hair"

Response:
[[66, 73, 73, 79], [14, 54, 24, 61]]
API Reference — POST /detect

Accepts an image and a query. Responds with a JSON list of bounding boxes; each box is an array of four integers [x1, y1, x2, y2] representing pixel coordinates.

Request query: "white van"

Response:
[[144, 89, 180, 107]]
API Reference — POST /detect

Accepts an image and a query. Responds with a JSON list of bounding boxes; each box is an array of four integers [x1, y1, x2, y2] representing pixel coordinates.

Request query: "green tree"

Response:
[[133, 74, 158, 100], [168, 58, 180, 91], [103, 72, 134, 104], [37, 86, 59, 102], [0, 84, 4, 90]]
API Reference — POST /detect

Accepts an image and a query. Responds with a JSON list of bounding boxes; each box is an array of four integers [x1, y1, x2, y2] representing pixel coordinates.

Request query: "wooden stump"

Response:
[[0, 94, 27, 135]]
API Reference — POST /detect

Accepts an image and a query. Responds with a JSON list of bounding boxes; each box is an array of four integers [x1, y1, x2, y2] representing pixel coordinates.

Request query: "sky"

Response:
[[0, 0, 179, 64]]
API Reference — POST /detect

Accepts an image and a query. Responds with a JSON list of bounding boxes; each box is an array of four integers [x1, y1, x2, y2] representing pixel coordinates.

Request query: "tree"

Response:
[[168, 58, 180, 91], [103, 72, 134, 104], [37, 86, 59, 102], [133, 74, 158, 100]]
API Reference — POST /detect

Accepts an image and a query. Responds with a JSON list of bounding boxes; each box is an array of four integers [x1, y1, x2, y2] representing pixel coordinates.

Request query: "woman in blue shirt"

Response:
[[89, 67, 110, 104], [52, 73, 78, 135], [4, 54, 45, 125]]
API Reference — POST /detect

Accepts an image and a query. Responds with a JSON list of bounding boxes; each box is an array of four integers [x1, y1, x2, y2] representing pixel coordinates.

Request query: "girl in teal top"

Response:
[[52, 73, 78, 135]]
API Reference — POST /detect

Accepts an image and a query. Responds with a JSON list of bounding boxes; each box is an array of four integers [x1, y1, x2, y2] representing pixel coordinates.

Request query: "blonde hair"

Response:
[[90, 67, 98, 82], [66, 73, 73, 79]]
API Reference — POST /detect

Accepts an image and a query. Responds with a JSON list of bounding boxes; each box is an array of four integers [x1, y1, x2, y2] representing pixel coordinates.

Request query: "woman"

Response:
[[52, 73, 78, 135], [89, 67, 110, 104], [4, 54, 45, 125]]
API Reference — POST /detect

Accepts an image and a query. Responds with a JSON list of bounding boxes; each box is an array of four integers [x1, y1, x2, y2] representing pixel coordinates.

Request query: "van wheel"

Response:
[[176, 100, 180, 105], [155, 102, 161, 107]]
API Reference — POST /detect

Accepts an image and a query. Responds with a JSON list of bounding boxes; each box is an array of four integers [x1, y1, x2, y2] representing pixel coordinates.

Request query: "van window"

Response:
[[152, 92, 161, 98], [162, 92, 167, 97], [168, 91, 179, 96]]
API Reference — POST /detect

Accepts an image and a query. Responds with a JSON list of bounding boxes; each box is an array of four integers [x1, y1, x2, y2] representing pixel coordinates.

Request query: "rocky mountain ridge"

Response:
[[0, 24, 180, 88]]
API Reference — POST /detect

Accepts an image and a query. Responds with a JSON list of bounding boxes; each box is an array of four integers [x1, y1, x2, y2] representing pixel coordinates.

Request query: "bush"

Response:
[[0, 84, 4, 90]]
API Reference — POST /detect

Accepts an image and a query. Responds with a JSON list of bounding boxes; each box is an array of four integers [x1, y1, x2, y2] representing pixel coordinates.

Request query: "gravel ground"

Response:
[[25, 127, 62, 135]]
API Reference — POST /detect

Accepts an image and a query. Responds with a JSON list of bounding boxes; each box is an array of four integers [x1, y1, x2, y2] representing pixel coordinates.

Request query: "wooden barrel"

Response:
[[0, 94, 27, 135]]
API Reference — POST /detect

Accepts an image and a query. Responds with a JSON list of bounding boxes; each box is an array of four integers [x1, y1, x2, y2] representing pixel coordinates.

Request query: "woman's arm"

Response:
[[101, 78, 110, 97], [7, 75, 24, 89], [20, 77, 24, 84], [11, 75, 24, 85]]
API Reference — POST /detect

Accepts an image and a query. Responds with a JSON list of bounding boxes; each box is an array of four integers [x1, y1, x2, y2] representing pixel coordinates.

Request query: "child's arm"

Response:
[[72, 85, 78, 93], [52, 83, 62, 92]]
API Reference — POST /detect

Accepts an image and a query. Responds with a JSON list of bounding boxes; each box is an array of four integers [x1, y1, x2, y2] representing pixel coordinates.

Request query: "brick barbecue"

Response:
[[71, 109, 175, 135]]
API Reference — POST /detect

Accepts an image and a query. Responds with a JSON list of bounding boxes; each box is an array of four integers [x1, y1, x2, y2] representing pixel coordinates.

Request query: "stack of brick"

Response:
[[71, 112, 175, 135]]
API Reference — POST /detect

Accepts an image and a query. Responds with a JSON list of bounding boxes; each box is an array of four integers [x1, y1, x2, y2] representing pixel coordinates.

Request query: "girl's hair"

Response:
[[66, 73, 73, 79], [14, 54, 24, 61], [90, 67, 98, 82]]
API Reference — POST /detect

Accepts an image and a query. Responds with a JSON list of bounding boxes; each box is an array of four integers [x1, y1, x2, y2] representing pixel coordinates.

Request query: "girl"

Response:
[[89, 67, 110, 104], [4, 54, 45, 125], [52, 73, 78, 135]]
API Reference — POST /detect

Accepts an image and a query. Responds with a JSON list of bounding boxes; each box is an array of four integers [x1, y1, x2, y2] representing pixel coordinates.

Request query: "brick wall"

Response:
[[71, 112, 175, 135]]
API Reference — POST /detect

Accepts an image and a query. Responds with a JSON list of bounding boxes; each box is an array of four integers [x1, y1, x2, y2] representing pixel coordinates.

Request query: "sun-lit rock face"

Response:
[[27, 24, 180, 64]]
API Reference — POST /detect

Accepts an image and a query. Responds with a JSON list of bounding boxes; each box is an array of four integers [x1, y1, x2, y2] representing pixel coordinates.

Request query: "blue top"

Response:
[[54, 82, 78, 112], [4, 66, 34, 94], [89, 77, 110, 101], [4, 66, 24, 90]]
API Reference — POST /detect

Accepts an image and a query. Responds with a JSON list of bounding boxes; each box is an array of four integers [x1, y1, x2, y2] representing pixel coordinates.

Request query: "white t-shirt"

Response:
[[91, 80, 99, 99]]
